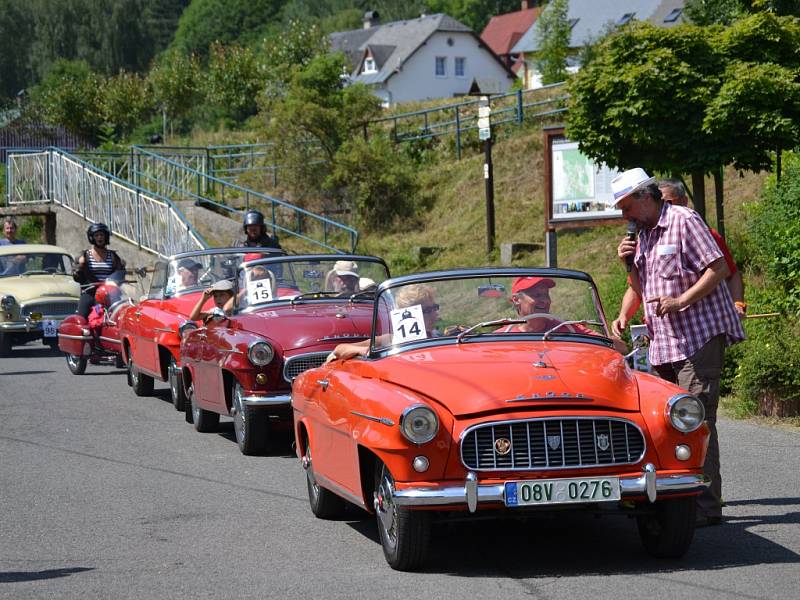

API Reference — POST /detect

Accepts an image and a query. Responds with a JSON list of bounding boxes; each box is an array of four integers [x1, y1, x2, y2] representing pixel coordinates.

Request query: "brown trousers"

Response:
[[653, 335, 725, 518]]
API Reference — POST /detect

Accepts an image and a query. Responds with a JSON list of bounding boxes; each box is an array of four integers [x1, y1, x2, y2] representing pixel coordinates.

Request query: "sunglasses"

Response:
[[421, 303, 440, 314]]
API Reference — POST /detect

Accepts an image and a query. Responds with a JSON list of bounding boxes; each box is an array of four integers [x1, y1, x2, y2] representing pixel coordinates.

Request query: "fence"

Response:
[[369, 82, 568, 159], [6, 148, 206, 258], [129, 146, 357, 253]]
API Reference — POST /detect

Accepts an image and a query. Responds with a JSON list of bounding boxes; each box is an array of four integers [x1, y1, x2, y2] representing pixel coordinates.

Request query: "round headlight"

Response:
[[400, 404, 439, 445], [666, 393, 705, 433], [1, 295, 16, 310], [178, 320, 198, 339], [248, 341, 274, 366]]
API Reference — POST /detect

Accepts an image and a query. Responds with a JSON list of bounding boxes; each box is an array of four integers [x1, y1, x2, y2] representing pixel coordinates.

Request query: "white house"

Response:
[[330, 12, 515, 106], [511, 0, 688, 89]]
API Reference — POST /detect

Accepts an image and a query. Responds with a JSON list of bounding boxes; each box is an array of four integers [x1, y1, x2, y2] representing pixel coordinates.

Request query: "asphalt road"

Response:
[[1, 345, 798, 600]]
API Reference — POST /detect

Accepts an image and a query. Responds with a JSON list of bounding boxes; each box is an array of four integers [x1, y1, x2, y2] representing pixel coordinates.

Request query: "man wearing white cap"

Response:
[[610, 168, 745, 528], [329, 260, 359, 295]]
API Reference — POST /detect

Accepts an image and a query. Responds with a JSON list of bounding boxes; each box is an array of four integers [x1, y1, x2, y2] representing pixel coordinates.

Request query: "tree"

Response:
[[205, 43, 264, 122], [423, 0, 521, 32], [171, 0, 283, 58], [685, 0, 746, 25], [147, 49, 201, 123], [532, 0, 571, 85], [0, 0, 33, 100], [103, 71, 154, 138]]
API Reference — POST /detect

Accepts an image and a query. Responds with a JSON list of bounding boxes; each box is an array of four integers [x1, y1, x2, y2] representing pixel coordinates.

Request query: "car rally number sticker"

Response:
[[390, 304, 427, 344], [247, 279, 273, 305]]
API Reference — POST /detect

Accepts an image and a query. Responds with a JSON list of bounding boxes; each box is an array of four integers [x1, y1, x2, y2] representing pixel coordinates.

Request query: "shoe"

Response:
[[695, 515, 722, 528]]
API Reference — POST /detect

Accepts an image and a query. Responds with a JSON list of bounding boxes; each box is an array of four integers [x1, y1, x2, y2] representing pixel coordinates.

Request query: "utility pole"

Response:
[[478, 96, 495, 254]]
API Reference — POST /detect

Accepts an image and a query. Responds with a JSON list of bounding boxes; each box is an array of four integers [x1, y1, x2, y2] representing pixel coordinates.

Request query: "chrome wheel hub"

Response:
[[375, 469, 397, 547], [232, 386, 245, 442]]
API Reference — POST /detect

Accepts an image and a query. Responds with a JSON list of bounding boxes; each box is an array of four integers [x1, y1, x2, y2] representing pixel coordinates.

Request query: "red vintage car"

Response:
[[180, 254, 390, 455], [118, 248, 282, 410], [292, 268, 711, 571]]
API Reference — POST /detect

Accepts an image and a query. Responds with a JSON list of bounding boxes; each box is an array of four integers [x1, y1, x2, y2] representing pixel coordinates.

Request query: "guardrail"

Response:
[[130, 146, 357, 253], [6, 148, 207, 257], [369, 83, 568, 159]]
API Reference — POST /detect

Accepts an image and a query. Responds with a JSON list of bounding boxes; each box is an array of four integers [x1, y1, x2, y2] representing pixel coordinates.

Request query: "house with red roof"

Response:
[[480, 1, 544, 75]]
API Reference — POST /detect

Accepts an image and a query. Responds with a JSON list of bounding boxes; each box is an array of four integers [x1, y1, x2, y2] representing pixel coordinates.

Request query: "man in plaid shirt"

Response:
[[613, 168, 745, 527]]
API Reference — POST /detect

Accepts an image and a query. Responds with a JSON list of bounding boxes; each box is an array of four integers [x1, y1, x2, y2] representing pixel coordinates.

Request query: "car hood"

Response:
[[234, 303, 373, 351], [369, 341, 638, 416], [0, 275, 80, 303]]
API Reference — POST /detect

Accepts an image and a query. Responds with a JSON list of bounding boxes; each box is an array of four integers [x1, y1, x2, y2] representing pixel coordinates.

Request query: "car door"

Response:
[[134, 261, 168, 378], [195, 319, 231, 414]]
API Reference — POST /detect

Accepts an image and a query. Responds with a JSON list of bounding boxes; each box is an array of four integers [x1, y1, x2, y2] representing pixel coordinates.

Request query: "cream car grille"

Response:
[[282, 351, 330, 383], [21, 301, 78, 317], [461, 417, 646, 471]]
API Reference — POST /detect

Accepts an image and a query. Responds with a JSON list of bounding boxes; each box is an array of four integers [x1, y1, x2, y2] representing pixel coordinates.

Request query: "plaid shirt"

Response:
[[635, 202, 745, 365]]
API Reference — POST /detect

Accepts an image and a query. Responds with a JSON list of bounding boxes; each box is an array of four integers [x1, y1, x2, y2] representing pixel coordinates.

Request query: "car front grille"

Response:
[[461, 417, 645, 471], [283, 351, 330, 383], [21, 301, 78, 317]]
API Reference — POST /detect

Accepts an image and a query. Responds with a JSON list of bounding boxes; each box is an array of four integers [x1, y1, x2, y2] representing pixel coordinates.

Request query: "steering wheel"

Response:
[[523, 312, 564, 333]]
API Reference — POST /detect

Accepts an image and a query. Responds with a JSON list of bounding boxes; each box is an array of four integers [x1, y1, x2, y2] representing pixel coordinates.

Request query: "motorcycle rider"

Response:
[[73, 223, 126, 318], [233, 210, 281, 249]]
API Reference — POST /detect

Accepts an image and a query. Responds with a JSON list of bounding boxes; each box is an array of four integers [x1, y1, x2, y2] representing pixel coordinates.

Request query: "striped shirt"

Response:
[[636, 203, 744, 365], [87, 251, 115, 282]]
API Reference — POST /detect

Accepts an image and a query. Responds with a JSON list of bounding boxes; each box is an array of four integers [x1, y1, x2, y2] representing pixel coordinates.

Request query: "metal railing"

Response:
[[370, 83, 568, 159], [6, 148, 207, 257], [130, 146, 358, 253]]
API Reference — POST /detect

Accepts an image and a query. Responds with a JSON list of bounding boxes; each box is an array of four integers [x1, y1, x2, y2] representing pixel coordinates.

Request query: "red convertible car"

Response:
[[180, 254, 390, 455], [292, 268, 711, 570], [118, 248, 282, 410]]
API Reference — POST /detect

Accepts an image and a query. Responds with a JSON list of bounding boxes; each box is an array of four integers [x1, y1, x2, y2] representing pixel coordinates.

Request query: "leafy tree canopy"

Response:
[[533, 0, 571, 85]]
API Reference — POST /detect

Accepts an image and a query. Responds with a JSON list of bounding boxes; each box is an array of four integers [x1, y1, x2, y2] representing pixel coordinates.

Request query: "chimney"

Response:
[[363, 10, 379, 29]]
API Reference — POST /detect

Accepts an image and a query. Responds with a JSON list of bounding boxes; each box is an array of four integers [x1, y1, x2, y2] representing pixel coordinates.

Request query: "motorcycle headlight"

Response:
[[666, 393, 705, 433], [1, 295, 16, 310], [248, 341, 274, 366], [400, 404, 439, 445]]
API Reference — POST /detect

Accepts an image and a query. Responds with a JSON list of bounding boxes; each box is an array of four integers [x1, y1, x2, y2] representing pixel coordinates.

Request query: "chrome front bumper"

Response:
[[393, 463, 710, 512], [241, 393, 291, 407], [0, 317, 63, 333]]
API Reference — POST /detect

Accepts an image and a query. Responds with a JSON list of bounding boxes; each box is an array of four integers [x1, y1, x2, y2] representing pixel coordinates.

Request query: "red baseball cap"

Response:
[[511, 276, 555, 296]]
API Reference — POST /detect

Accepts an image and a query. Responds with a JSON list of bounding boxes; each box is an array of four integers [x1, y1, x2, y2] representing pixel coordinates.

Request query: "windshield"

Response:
[[0, 252, 73, 278], [372, 274, 608, 353], [236, 257, 389, 310], [164, 249, 281, 297]]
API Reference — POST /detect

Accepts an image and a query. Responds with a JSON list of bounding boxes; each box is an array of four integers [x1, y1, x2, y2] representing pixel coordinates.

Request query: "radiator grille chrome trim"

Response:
[[282, 351, 331, 383], [21, 301, 78, 317], [460, 417, 645, 471]]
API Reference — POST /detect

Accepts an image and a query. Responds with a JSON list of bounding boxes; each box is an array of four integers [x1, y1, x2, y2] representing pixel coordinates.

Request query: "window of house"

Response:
[[664, 8, 682, 23], [363, 57, 377, 74], [435, 56, 446, 77], [616, 13, 635, 26], [455, 57, 466, 78], [569, 18, 579, 29]]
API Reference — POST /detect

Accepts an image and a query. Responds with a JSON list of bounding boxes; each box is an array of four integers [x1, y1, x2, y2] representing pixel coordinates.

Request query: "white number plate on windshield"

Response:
[[505, 476, 620, 507], [42, 320, 59, 337]]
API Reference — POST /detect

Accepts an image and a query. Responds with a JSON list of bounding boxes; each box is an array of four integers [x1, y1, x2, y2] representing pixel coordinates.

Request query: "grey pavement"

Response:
[[0, 345, 798, 599]]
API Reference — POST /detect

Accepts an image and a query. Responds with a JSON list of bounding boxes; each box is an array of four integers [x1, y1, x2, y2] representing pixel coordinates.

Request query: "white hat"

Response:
[[333, 260, 358, 278], [358, 277, 376, 289], [609, 168, 656, 207], [210, 279, 234, 292]]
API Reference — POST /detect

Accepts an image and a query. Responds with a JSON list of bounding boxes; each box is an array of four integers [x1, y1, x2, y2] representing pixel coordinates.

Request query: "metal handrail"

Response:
[[130, 145, 358, 253], [6, 147, 207, 257]]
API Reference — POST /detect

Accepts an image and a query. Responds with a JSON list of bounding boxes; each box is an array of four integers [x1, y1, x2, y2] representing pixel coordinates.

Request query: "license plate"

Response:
[[505, 476, 620, 507], [42, 320, 59, 337]]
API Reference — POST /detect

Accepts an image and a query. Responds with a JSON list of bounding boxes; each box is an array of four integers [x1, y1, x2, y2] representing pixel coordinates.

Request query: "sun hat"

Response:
[[609, 168, 656, 207], [333, 260, 359, 278], [358, 277, 376, 289], [511, 276, 555, 296], [210, 279, 234, 293]]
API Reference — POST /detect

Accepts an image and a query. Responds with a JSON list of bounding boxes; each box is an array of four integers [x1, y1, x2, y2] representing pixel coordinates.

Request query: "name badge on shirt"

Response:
[[656, 244, 677, 256]]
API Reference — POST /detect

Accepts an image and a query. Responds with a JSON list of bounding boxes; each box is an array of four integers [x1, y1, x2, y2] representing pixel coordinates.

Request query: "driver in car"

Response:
[[500, 277, 627, 352], [177, 258, 201, 290]]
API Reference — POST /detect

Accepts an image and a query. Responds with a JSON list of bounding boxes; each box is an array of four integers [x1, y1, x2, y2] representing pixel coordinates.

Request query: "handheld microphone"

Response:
[[625, 221, 637, 272]]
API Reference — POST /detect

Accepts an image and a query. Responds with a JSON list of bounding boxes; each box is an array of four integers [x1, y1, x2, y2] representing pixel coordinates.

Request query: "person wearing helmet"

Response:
[[73, 223, 126, 317], [233, 210, 281, 249]]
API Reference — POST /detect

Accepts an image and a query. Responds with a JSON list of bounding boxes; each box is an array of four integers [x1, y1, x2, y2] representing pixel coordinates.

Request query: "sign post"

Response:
[[478, 97, 495, 254]]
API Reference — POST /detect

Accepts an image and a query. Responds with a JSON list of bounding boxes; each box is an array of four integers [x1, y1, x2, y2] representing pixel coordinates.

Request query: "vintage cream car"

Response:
[[0, 244, 80, 356]]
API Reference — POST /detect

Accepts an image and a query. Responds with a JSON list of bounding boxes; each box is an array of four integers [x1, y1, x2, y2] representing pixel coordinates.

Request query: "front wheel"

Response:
[[66, 354, 87, 375], [129, 356, 154, 396], [304, 442, 346, 518], [374, 461, 430, 571], [189, 383, 219, 432], [0, 334, 11, 357], [168, 357, 186, 411], [637, 496, 696, 558], [231, 382, 267, 455]]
